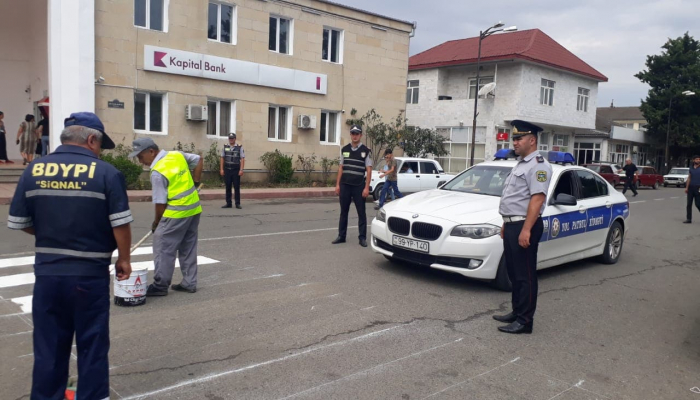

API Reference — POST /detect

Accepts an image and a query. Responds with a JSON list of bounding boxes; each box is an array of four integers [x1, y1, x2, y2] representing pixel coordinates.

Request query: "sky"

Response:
[[342, 0, 699, 107]]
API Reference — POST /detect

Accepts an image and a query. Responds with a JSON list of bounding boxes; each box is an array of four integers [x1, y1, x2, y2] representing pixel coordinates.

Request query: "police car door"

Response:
[[573, 170, 613, 250], [539, 169, 588, 264]]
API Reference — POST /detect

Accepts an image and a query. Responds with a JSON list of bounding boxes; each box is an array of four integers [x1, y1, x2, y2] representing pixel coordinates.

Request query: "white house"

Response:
[[405, 29, 608, 172]]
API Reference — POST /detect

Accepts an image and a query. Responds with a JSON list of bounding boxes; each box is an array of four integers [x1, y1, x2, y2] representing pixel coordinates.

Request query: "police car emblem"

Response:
[[551, 217, 561, 238], [536, 170, 547, 182], [361, 152, 366, 158], [412, 214, 419, 219]]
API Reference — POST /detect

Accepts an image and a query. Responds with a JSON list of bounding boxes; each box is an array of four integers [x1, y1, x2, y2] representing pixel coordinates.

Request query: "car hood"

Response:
[[384, 189, 502, 224], [663, 174, 687, 178]]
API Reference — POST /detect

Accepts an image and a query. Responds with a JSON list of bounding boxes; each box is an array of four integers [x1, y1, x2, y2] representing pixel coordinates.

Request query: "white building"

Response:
[[591, 106, 655, 167], [405, 29, 608, 172]]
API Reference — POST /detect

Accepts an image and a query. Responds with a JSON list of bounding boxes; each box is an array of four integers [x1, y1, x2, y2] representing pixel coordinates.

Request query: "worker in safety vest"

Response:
[[130, 137, 203, 296]]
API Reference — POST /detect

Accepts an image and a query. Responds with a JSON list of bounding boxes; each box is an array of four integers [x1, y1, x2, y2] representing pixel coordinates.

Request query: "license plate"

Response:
[[392, 235, 429, 253]]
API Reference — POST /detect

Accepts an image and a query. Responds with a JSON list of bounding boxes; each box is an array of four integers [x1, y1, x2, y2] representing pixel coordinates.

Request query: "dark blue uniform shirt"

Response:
[[8, 145, 133, 277]]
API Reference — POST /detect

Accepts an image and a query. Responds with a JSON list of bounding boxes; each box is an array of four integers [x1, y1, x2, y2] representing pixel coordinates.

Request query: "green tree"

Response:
[[345, 108, 400, 166], [400, 126, 450, 158], [635, 33, 700, 156]]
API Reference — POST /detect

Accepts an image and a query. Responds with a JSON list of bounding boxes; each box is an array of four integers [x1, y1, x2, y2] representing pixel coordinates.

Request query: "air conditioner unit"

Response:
[[185, 105, 208, 121], [298, 114, 317, 129]]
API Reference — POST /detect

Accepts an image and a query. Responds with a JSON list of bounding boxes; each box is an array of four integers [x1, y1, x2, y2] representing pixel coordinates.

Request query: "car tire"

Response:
[[373, 183, 384, 201], [598, 221, 624, 265], [653, 182, 659, 190], [491, 256, 512, 292], [664, 182, 668, 187], [677, 185, 682, 188], [383, 255, 400, 264]]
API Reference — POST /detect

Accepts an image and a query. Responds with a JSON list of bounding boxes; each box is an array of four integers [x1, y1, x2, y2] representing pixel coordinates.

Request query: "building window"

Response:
[[434, 127, 486, 173], [206, 100, 235, 138], [269, 16, 292, 54], [609, 144, 630, 165], [322, 27, 343, 63], [406, 80, 419, 104], [320, 111, 340, 145], [574, 142, 601, 165], [540, 79, 555, 106], [552, 134, 569, 152], [577, 88, 589, 112], [134, 92, 166, 134], [468, 77, 494, 99], [208, 2, 236, 44], [268, 106, 290, 142], [135, 0, 166, 31], [496, 128, 511, 152], [538, 132, 550, 151]]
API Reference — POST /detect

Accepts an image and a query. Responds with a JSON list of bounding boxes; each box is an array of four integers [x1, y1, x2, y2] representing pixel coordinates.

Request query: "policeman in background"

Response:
[[684, 155, 700, 223], [332, 124, 372, 247], [220, 132, 245, 209], [493, 120, 552, 334], [130, 137, 203, 296], [8, 112, 133, 399]]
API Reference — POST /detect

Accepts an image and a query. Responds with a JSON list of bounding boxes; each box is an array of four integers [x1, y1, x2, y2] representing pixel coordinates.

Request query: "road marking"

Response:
[[10, 296, 32, 314], [653, 198, 665, 201], [198, 226, 358, 243], [630, 201, 646, 204], [422, 357, 521, 399], [671, 196, 681, 199], [0, 247, 154, 270], [120, 325, 402, 400]]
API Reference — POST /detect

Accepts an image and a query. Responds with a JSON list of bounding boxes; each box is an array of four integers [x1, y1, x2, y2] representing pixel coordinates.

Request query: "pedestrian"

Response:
[[375, 148, 403, 210], [332, 124, 372, 247], [220, 132, 245, 209], [16, 114, 37, 165], [130, 137, 203, 296], [36, 109, 50, 156], [619, 158, 639, 197], [492, 120, 552, 334], [8, 112, 133, 399], [382, 164, 396, 201], [0, 111, 11, 163], [683, 155, 700, 224]]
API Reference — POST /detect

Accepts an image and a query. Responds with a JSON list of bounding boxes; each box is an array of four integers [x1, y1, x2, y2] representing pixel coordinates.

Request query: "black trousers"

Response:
[[338, 183, 367, 240], [687, 186, 700, 221], [0, 133, 7, 161], [622, 179, 638, 195], [502, 218, 544, 325], [224, 168, 241, 206]]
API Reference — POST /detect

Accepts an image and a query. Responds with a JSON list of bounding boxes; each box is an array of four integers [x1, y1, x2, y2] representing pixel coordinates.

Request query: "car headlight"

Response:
[[377, 208, 386, 222], [450, 224, 500, 239]]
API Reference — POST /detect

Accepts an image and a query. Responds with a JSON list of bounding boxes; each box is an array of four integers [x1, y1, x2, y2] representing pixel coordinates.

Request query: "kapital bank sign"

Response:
[[144, 45, 327, 95]]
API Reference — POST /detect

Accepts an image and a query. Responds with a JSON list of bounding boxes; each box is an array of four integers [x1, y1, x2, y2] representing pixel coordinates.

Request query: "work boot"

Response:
[[222, 204, 232, 209], [146, 284, 168, 297], [171, 284, 196, 293]]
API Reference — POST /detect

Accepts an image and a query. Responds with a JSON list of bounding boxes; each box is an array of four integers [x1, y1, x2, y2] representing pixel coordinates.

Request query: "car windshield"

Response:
[[585, 165, 601, 173], [441, 165, 512, 196], [669, 168, 688, 175]]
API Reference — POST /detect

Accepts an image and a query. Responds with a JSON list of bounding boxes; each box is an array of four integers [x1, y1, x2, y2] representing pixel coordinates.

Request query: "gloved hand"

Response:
[[151, 220, 158, 233]]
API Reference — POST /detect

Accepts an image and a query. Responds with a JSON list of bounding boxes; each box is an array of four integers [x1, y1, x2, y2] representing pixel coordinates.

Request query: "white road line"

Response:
[[198, 226, 358, 242], [630, 201, 646, 204], [10, 295, 32, 314], [0, 247, 154, 270], [120, 325, 402, 400], [0, 272, 34, 288], [671, 196, 681, 199], [421, 357, 521, 399], [653, 198, 665, 201]]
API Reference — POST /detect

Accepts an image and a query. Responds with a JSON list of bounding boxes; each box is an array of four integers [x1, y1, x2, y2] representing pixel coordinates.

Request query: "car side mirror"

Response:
[[552, 193, 577, 206]]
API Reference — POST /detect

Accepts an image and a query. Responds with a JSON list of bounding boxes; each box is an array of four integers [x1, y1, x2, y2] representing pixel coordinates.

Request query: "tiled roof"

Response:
[[409, 29, 607, 82], [596, 106, 645, 122]]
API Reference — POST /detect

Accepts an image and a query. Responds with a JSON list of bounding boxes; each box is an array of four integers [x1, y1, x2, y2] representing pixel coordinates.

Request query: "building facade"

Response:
[[405, 29, 608, 172]]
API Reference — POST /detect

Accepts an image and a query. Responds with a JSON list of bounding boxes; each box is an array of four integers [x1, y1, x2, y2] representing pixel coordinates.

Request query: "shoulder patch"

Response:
[[536, 155, 544, 163], [536, 170, 548, 182]]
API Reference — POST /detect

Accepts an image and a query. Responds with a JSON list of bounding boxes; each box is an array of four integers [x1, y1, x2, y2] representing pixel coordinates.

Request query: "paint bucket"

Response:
[[114, 268, 148, 307]]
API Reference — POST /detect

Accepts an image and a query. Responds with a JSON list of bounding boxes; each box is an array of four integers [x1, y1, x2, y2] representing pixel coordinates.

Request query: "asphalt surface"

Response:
[[1, 187, 699, 400]]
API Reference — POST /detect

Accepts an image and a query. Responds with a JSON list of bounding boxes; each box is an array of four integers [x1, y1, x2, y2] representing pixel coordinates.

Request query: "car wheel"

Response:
[[372, 184, 384, 201], [677, 185, 682, 188], [598, 221, 624, 265], [383, 255, 400, 264], [653, 182, 659, 190], [491, 256, 511, 292], [664, 182, 668, 187]]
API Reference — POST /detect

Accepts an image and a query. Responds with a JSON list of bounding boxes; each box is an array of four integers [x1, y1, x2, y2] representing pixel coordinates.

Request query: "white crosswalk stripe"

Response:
[[0, 248, 220, 315]]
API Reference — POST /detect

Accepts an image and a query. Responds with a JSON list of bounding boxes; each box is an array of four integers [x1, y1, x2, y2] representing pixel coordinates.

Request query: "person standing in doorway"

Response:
[[130, 137, 203, 296], [683, 155, 700, 224], [17, 114, 37, 165], [36, 109, 50, 156], [619, 158, 639, 197], [493, 120, 552, 334], [332, 124, 372, 247], [220, 132, 245, 209], [375, 148, 403, 210], [0, 111, 10, 163]]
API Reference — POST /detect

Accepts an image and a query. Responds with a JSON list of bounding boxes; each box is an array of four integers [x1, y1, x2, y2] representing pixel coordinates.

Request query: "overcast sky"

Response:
[[343, 0, 699, 107]]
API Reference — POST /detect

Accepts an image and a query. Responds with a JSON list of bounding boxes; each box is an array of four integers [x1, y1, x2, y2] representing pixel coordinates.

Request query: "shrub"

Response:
[[173, 141, 196, 153], [101, 153, 144, 189], [320, 156, 339, 182], [203, 142, 220, 172], [296, 154, 317, 182], [260, 150, 294, 183]]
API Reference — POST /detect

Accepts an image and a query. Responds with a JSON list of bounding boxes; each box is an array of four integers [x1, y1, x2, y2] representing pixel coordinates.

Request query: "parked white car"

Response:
[[663, 168, 689, 187], [370, 151, 630, 291], [369, 157, 455, 200]]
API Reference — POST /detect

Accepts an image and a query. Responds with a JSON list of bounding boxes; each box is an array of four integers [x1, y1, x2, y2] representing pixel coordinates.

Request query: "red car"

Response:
[[620, 166, 663, 189], [583, 163, 621, 186]]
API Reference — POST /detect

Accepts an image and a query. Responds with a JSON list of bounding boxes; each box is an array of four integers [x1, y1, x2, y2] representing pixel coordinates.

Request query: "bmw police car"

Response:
[[370, 150, 630, 290]]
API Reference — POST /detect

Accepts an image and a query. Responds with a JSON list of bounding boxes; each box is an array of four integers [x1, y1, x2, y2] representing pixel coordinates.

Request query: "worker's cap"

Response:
[[228, 132, 236, 139], [510, 119, 543, 139], [64, 112, 115, 149], [350, 125, 363, 134], [128, 137, 157, 158]]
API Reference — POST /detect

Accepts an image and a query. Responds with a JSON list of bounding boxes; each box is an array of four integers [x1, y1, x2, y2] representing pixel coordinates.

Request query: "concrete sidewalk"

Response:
[[0, 183, 335, 205]]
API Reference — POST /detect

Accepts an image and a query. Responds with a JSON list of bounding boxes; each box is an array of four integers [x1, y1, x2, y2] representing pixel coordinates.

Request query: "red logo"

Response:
[[134, 275, 142, 285], [154, 51, 167, 68], [496, 132, 509, 141], [316, 77, 321, 90]]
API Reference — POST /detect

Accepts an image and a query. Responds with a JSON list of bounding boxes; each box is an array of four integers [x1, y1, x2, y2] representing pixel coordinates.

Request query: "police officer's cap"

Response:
[[228, 132, 236, 139], [64, 112, 115, 149], [350, 125, 363, 134], [511, 120, 544, 139]]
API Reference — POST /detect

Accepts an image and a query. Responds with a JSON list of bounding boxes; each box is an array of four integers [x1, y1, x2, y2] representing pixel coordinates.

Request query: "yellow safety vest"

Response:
[[151, 152, 202, 219]]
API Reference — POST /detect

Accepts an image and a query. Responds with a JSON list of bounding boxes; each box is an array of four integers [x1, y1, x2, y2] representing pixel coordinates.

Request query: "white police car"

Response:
[[370, 150, 630, 291]]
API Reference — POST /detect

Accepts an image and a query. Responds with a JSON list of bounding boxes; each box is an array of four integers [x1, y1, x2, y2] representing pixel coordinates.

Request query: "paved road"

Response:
[[1, 187, 699, 400]]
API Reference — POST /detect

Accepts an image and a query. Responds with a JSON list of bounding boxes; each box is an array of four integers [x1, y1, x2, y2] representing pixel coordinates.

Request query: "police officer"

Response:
[[8, 112, 133, 399], [683, 155, 700, 223], [332, 124, 372, 247], [130, 137, 203, 296], [493, 120, 552, 334], [220, 132, 245, 209]]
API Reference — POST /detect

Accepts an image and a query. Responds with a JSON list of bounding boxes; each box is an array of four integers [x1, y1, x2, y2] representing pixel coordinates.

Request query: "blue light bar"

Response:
[[493, 149, 516, 160], [544, 151, 576, 164]]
